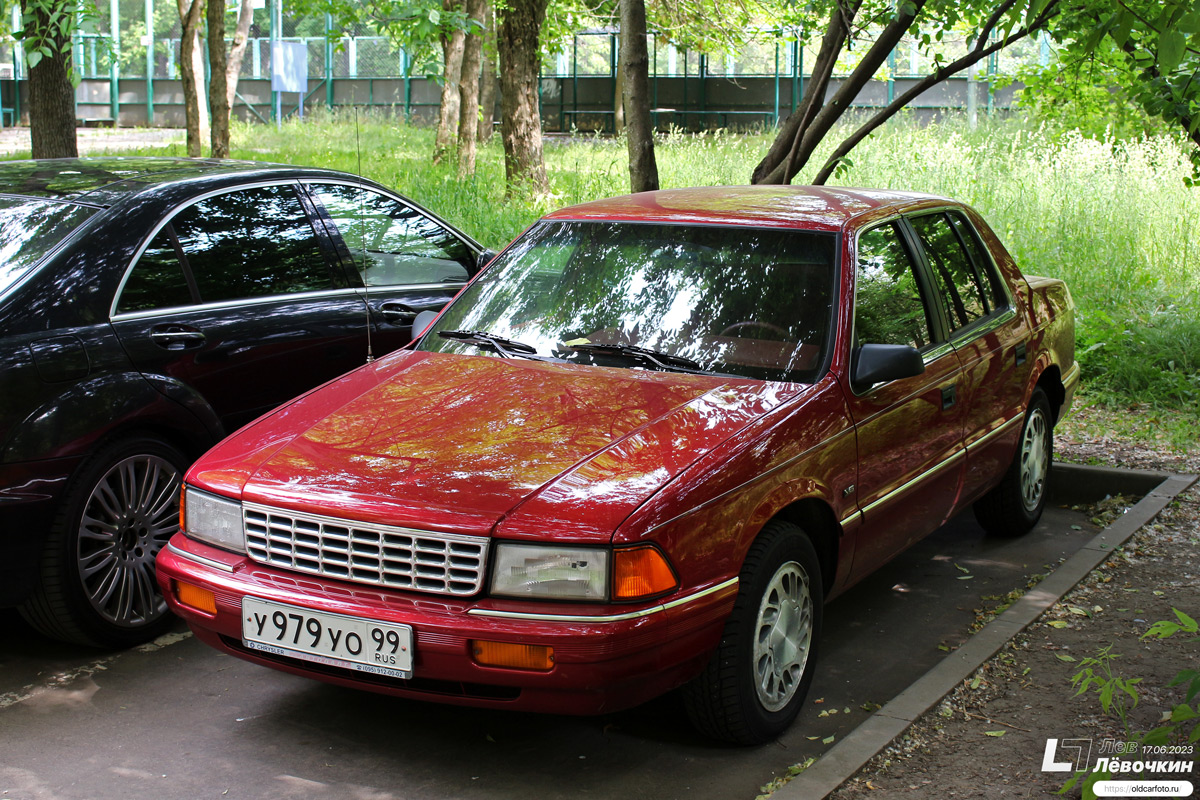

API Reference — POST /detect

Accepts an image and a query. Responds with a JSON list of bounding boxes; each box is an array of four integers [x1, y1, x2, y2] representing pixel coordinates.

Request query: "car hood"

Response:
[[190, 350, 805, 542]]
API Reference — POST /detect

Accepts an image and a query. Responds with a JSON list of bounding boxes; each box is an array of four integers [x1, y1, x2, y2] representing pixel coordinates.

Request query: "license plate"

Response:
[[241, 597, 413, 679]]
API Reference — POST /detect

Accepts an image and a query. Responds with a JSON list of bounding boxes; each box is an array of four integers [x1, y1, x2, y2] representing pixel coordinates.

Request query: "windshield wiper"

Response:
[[564, 342, 708, 374], [438, 329, 539, 359]]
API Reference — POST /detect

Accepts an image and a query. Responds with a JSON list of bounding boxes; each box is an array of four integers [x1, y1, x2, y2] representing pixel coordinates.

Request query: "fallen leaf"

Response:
[[822, 735, 836, 745], [1055, 654, 1077, 662], [985, 730, 1006, 737], [1047, 620, 1069, 628]]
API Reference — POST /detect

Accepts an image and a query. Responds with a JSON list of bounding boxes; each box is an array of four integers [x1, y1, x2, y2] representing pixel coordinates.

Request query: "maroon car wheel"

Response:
[[682, 520, 823, 744], [974, 387, 1053, 537]]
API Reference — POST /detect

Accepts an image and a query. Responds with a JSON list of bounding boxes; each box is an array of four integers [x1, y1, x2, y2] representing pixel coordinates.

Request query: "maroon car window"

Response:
[[948, 213, 1007, 312], [309, 185, 472, 286], [422, 221, 837, 382], [910, 213, 987, 332], [854, 223, 932, 350], [116, 226, 194, 313], [169, 186, 333, 303]]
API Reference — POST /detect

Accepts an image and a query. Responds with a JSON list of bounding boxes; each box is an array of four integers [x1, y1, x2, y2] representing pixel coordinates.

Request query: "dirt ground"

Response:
[[823, 404, 1200, 799]]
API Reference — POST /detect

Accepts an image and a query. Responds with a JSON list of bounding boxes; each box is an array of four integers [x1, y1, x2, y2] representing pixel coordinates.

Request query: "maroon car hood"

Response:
[[191, 350, 803, 540]]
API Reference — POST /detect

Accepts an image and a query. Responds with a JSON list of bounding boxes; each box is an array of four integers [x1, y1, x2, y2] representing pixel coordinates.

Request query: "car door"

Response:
[[843, 220, 967, 581], [906, 210, 1031, 506], [304, 182, 481, 353], [110, 182, 375, 433]]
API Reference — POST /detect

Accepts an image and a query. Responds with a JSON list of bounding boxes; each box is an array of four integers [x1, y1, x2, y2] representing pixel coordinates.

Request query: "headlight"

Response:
[[183, 487, 245, 553], [490, 543, 608, 600]]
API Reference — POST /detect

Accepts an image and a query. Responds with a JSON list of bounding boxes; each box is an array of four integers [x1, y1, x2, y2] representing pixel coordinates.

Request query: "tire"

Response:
[[20, 436, 186, 648], [973, 387, 1053, 538], [682, 520, 823, 745]]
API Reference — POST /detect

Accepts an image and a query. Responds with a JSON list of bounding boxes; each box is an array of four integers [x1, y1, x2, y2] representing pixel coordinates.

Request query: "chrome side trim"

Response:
[[860, 449, 965, 517], [1062, 361, 1081, 390], [967, 414, 1023, 450], [466, 577, 740, 623], [167, 540, 235, 573]]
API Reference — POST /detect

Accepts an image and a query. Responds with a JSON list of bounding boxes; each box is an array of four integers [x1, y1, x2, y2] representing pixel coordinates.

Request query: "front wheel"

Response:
[[682, 520, 823, 744], [20, 436, 186, 648], [974, 387, 1053, 537]]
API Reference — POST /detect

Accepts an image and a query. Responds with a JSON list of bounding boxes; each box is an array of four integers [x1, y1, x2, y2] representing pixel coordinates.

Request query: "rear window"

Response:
[[0, 197, 97, 296]]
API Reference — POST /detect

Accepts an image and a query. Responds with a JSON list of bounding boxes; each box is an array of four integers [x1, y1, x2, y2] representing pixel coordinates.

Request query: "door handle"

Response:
[[150, 326, 206, 351], [941, 384, 957, 410], [378, 302, 418, 325]]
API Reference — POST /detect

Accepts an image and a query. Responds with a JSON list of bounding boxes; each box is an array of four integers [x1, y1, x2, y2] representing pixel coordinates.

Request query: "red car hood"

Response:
[[189, 351, 804, 541]]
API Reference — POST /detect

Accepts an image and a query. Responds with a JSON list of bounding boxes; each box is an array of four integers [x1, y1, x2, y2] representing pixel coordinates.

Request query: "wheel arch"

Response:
[[763, 497, 842, 601], [1033, 363, 1066, 425]]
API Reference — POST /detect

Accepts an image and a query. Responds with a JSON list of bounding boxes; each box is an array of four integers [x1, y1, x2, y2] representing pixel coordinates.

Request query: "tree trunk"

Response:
[[619, 0, 658, 193], [751, 0, 862, 184], [434, 0, 467, 165], [225, 0, 254, 111], [177, 0, 208, 158], [457, 0, 485, 177], [207, 0, 231, 158], [497, 0, 549, 194], [22, 0, 77, 159], [811, 19, 1047, 184], [753, 0, 924, 185], [477, 0, 497, 143]]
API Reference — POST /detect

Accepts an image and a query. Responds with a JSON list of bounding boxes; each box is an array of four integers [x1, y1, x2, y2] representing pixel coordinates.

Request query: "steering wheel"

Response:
[[719, 320, 791, 339]]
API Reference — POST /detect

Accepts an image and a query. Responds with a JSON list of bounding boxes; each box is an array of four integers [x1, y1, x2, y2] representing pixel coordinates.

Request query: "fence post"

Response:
[[110, 0, 119, 122], [773, 35, 779, 126], [325, 14, 333, 110], [145, 0, 154, 123], [270, 0, 280, 125]]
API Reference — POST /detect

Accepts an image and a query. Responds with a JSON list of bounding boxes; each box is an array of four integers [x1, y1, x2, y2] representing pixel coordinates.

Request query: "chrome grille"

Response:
[[243, 503, 488, 596]]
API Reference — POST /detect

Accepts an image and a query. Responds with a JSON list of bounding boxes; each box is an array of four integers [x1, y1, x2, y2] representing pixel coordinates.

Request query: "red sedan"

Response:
[[157, 186, 1078, 744]]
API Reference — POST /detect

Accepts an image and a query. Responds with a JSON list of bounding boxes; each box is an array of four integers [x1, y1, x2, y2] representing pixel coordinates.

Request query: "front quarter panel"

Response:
[[614, 376, 857, 599]]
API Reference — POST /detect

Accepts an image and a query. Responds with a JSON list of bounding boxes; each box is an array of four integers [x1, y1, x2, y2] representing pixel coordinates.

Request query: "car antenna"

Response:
[[356, 105, 374, 364]]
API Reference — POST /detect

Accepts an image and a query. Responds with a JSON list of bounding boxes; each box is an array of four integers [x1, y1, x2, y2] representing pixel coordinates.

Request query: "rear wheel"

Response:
[[20, 436, 185, 647], [682, 520, 823, 744], [974, 387, 1053, 537]]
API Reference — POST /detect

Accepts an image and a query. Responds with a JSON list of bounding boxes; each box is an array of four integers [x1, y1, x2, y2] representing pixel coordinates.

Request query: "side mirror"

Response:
[[412, 310, 439, 340], [851, 343, 925, 392]]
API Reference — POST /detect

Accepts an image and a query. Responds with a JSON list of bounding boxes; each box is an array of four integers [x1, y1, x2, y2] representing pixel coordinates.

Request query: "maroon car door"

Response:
[[906, 211, 1031, 507], [842, 220, 967, 581]]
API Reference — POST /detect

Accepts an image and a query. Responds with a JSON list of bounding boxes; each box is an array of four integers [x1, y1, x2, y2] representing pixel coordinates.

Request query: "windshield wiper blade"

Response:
[[438, 329, 538, 359], [565, 342, 706, 373]]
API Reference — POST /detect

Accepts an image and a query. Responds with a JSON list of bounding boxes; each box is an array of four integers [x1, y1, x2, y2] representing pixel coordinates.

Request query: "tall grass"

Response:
[[130, 110, 1200, 410]]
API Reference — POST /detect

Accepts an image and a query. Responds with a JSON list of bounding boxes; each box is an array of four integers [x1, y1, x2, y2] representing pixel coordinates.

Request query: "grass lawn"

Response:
[[106, 112, 1200, 449]]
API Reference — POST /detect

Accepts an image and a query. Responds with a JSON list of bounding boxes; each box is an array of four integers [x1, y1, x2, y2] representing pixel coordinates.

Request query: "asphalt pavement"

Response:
[[0, 466, 1139, 800]]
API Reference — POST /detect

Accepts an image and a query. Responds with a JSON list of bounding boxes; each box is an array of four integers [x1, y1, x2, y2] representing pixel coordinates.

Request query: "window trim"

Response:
[[850, 215, 943, 356], [300, 179, 482, 290], [109, 179, 343, 320]]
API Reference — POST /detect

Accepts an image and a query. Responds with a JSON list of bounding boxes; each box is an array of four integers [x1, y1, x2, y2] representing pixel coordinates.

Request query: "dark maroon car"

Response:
[[158, 186, 1078, 743], [0, 158, 490, 647]]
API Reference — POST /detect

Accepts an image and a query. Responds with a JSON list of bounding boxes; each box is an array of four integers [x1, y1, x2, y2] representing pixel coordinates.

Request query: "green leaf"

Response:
[[427, 8, 440, 25], [822, 735, 836, 745], [1056, 653, 1077, 662], [26, 50, 43, 68], [984, 730, 1006, 737], [1159, 31, 1186, 74], [1048, 620, 1069, 628]]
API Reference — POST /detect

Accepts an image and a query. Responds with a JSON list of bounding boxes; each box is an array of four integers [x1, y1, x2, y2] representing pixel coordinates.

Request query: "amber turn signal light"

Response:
[[471, 640, 555, 671], [612, 545, 678, 600], [174, 580, 217, 615]]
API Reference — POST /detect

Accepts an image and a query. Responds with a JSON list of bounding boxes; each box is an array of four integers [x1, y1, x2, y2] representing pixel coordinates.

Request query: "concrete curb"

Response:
[[772, 463, 1199, 800]]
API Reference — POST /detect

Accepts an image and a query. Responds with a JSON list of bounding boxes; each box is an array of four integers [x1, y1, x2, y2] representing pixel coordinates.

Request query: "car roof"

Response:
[[0, 157, 360, 206], [541, 185, 948, 232]]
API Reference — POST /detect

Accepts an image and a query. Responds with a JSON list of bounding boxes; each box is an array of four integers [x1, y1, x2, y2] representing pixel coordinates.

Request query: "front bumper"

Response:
[[156, 533, 736, 715]]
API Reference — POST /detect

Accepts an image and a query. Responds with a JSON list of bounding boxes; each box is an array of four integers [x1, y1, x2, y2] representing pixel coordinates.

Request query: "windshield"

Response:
[[420, 221, 838, 382], [0, 197, 97, 296]]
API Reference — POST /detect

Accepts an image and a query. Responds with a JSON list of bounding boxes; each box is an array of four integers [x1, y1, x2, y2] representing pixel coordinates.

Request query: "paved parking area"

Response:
[[0, 483, 1111, 800]]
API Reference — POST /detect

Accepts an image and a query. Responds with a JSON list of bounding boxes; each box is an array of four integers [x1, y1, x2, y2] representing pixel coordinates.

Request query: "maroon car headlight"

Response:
[[182, 486, 246, 553], [490, 543, 609, 600]]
